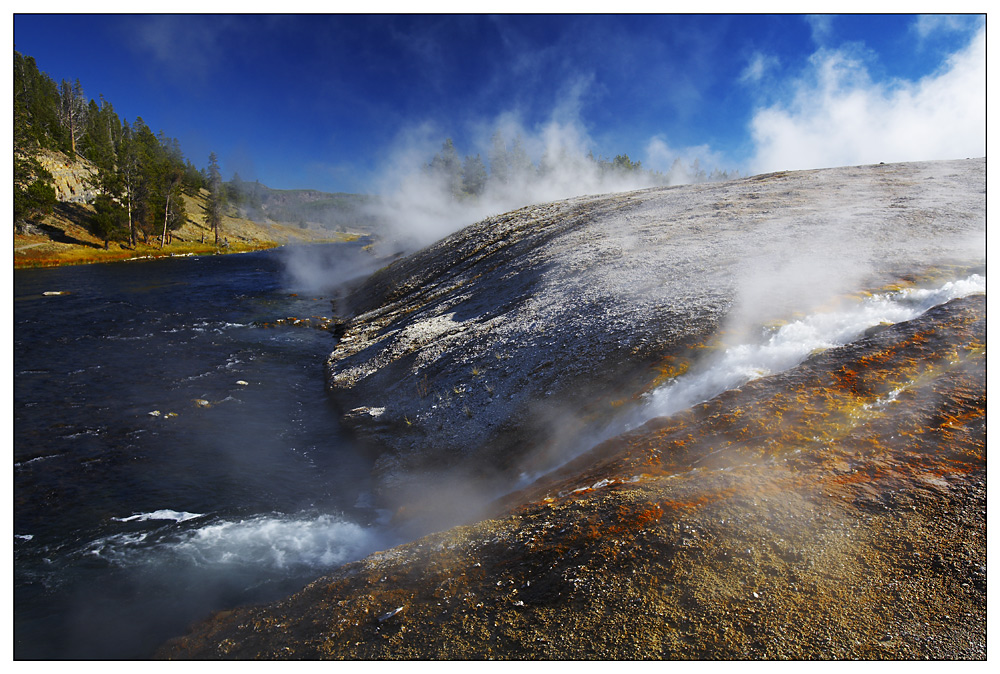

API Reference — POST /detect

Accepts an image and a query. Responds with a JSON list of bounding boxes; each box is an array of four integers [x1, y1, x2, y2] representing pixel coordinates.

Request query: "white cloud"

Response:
[[747, 26, 985, 174], [912, 14, 973, 40], [740, 52, 780, 85], [805, 15, 834, 45]]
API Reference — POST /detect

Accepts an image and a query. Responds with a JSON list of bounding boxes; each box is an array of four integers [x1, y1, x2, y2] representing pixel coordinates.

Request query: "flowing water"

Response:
[[632, 274, 987, 426], [514, 273, 987, 488], [13, 243, 397, 660]]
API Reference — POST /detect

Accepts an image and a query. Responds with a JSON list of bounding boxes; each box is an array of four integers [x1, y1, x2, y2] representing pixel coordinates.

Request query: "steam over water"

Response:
[[524, 274, 987, 482], [14, 242, 984, 660], [13, 244, 394, 660], [638, 275, 986, 423]]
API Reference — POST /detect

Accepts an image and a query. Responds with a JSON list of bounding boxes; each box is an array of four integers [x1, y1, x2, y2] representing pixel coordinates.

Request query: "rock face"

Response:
[[324, 158, 985, 519], [158, 292, 985, 659], [35, 149, 99, 204]]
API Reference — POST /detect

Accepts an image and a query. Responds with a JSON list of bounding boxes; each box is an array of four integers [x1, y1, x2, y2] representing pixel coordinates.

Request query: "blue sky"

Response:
[[12, 13, 986, 194]]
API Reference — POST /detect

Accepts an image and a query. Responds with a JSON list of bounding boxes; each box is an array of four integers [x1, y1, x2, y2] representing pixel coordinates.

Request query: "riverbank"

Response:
[[13, 217, 362, 269], [14, 234, 283, 269], [14, 184, 365, 269]]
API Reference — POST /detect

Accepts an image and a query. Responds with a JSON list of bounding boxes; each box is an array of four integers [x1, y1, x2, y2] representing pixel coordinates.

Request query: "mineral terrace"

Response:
[[158, 158, 985, 660]]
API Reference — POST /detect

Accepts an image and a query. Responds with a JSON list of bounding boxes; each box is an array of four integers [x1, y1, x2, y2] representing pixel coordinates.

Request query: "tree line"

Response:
[[14, 50, 225, 248], [424, 131, 741, 202]]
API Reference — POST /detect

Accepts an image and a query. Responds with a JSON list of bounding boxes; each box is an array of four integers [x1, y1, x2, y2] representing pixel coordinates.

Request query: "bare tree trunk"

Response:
[[161, 192, 171, 249], [127, 192, 135, 248]]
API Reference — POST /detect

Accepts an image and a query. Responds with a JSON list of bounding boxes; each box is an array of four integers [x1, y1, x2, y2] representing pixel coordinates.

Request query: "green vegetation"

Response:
[[89, 194, 128, 249], [12, 154, 56, 226], [205, 153, 225, 245], [13, 48, 372, 259], [14, 49, 212, 248], [13, 52, 58, 225]]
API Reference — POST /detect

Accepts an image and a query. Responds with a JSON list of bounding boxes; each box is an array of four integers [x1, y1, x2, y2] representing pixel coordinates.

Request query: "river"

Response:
[[13, 243, 398, 659]]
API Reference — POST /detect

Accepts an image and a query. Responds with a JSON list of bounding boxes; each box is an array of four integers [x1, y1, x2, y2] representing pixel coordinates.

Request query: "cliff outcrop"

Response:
[[35, 148, 99, 204]]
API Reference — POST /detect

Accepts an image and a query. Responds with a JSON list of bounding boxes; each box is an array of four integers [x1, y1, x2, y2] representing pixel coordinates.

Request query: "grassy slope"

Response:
[[14, 186, 360, 269]]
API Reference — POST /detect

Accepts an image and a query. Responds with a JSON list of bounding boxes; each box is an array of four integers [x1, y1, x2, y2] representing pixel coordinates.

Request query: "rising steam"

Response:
[[517, 273, 986, 488], [364, 114, 735, 252]]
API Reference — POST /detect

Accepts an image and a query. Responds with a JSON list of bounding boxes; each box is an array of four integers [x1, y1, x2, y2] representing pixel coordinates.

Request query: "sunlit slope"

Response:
[[14, 155, 361, 268]]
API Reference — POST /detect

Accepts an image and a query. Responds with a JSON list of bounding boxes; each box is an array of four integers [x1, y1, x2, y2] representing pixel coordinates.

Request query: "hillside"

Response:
[[14, 150, 367, 269], [158, 158, 985, 659], [224, 179, 381, 233]]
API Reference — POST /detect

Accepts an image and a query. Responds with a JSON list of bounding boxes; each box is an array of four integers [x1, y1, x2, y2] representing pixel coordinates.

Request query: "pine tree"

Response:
[[428, 139, 463, 199], [488, 131, 511, 186], [689, 158, 706, 183], [509, 135, 534, 182], [13, 55, 56, 227], [118, 120, 140, 246], [612, 154, 641, 173], [90, 194, 127, 249], [130, 117, 160, 243], [14, 51, 63, 150], [158, 163, 186, 248], [205, 152, 224, 246], [13, 153, 56, 228], [462, 154, 488, 197], [58, 78, 87, 158], [184, 159, 204, 190], [80, 95, 122, 179]]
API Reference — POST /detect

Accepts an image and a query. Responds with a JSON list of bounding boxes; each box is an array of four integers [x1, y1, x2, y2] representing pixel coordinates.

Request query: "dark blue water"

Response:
[[14, 244, 397, 660]]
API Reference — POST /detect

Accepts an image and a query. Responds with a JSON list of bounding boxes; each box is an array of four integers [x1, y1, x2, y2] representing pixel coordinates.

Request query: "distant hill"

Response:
[[224, 178, 383, 233]]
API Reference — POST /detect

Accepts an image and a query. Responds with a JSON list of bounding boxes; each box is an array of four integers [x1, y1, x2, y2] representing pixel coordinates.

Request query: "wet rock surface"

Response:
[[323, 159, 984, 512], [158, 293, 985, 660], [155, 159, 985, 659]]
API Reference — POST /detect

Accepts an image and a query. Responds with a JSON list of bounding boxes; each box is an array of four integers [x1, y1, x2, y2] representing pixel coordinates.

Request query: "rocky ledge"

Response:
[[158, 292, 985, 659]]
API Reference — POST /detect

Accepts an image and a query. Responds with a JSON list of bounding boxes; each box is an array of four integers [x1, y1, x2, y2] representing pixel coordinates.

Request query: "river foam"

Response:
[[89, 512, 385, 573], [113, 510, 206, 523]]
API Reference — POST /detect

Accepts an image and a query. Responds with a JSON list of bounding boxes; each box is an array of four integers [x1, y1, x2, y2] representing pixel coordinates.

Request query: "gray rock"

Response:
[[326, 158, 985, 510]]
